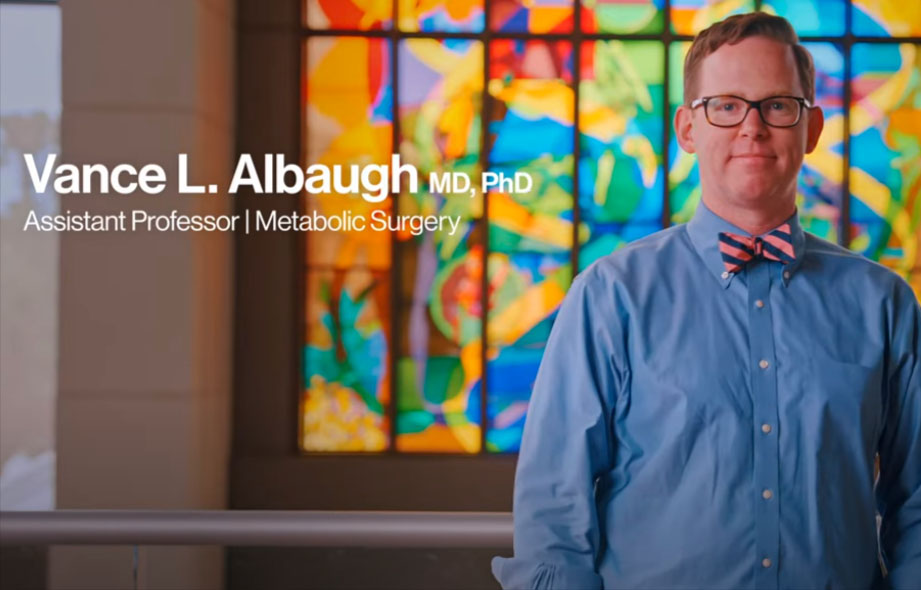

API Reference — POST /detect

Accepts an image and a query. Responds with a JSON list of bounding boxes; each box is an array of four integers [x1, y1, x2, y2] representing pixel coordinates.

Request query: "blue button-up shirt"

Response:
[[492, 202, 921, 589]]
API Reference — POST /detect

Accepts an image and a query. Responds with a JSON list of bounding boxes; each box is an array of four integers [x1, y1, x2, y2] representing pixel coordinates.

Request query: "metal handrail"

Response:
[[0, 510, 513, 547]]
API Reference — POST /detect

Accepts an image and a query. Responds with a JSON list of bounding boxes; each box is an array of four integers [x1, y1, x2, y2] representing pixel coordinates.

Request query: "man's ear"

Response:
[[805, 106, 824, 154], [674, 105, 696, 154]]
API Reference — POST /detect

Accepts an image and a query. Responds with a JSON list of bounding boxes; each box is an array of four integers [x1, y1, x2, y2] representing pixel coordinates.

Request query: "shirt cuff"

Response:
[[491, 556, 603, 590]]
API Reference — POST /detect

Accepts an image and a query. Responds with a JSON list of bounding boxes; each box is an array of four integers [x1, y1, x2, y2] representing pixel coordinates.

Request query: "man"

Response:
[[492, 12, 920, 590]]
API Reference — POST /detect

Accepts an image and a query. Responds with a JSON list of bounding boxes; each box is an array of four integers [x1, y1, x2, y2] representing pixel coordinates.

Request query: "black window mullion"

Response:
[[841, 0, 853, 249], [663, 0, 673, 229], [573, 1, 582, 274], [301, 28, 697, 42], [388, 0, 400, 454], [480, 0, 492, 455]]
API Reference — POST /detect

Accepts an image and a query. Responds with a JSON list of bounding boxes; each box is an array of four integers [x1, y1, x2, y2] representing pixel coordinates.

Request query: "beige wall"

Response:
[[51, 0, 235, 588]]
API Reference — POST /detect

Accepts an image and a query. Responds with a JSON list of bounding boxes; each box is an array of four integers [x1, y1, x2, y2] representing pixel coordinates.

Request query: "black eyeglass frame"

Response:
[[689, 94, 815, 128]]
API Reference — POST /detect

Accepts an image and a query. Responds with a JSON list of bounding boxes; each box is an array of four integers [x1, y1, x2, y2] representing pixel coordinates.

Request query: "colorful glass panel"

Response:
[[852, 0, 921, 37], [398, 0, 484, 31], [396, 39, 485, 452], [671, 0, 756, 35], [760, 0, 846, 36], [800, 42, 845, 241], [302, 37, 394, 451], [849, 44, 921, 294], [490, 0, 574, 33], [486, 40, 574, 452], [579, 41, 665, 270], [301, 268, 391, 451], [305, 37, 393, 270], [667, 42, 699, 224], [486, 252, 570, 452], [305, 0, 392, 30], [581, 0, 664, 34]]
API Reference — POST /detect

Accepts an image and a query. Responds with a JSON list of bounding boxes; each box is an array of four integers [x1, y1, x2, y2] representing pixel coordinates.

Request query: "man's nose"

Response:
[[739, 106, 768, 137]]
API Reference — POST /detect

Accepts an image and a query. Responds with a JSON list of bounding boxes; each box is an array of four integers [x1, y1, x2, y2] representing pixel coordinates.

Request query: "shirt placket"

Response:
[[747, 260, 781, 590]]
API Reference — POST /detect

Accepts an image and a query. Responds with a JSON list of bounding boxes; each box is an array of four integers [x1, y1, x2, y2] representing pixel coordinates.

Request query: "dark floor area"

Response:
[[0, 545, 47, 590], [228, 546, 506, 590]]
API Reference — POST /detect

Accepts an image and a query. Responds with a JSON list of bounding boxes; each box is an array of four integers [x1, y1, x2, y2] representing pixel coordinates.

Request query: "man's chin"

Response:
[[726, 184, 785, 207]]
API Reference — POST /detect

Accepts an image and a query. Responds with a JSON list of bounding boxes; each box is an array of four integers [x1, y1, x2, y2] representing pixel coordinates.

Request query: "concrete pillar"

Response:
[[51, 0, 235, 588]]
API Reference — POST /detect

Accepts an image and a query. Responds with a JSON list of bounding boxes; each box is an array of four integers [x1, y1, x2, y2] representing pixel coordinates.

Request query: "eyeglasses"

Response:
[[689, 95, 813, 128]]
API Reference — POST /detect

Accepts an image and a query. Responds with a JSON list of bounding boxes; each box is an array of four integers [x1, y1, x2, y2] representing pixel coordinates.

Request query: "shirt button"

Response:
[[762, 558, 772, 568], [783, 271, 790, 280], [755, 299, 765, 308], [721, 271, 730, 279], [761, 423, 772, 434], [759, 359, 770, 369], [762, 489, 773, 500]]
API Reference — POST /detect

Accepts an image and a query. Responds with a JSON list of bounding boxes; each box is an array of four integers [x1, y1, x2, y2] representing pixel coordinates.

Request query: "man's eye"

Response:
[[768, 101, 790, 111], [719, 103, 737, 111]]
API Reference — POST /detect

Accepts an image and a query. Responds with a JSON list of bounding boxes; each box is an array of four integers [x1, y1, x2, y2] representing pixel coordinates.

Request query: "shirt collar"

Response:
[[685, 200, 806, 289]]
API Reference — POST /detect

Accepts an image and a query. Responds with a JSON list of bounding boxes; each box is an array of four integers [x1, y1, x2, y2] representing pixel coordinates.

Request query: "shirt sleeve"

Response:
[[492, 264, 627, 590], [876, 280, 921, 589]]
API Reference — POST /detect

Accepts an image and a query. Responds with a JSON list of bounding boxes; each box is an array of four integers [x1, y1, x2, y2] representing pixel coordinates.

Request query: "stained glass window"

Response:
[[302, 37, 394, 451], [302, 1, 921, 454], [849, 43, 921, 283], [487, 40, 574, 452], [580, 41, 665, 269], [396, 38, 484, 452], [799, 42, 846, 240]]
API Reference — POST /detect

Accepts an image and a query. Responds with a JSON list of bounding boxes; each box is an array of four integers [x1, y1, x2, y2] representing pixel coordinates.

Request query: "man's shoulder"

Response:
[[566, 225, 691, 311], [803, 232, 912, 292], [802, 231, 864, 261]]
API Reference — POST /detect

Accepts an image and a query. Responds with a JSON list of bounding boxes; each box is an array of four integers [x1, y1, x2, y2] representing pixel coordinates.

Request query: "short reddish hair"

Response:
[[683, 12, 816, 105]]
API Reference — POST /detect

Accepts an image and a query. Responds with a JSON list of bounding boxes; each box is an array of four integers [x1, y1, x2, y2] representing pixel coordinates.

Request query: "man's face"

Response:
[[675, 36, 823, 213]]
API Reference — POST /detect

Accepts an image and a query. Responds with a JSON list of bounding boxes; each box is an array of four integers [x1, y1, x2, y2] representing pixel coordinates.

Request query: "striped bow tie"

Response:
[[718, 224, 795, 274]]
